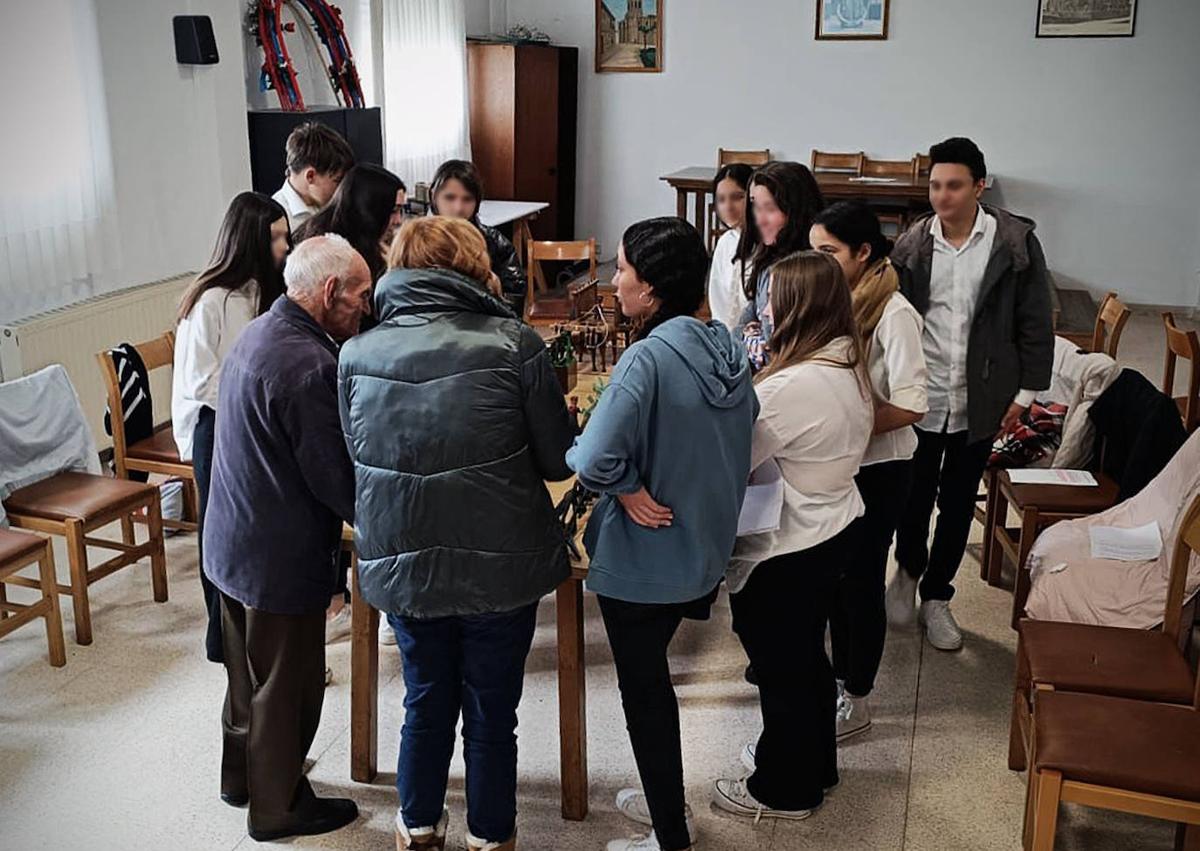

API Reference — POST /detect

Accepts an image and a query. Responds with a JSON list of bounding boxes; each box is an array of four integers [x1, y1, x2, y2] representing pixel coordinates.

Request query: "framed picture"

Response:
[[1036, 0, 1137, 38], [596, 0, 662, 73], [816, 0, 890, 40]]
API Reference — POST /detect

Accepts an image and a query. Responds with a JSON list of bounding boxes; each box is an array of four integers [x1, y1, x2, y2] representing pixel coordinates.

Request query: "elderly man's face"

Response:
[[323, 254, 373, 340]]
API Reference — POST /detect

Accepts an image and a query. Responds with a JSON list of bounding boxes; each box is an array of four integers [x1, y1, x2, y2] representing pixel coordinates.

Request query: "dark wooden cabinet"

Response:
[[467, 42, 578, 241]]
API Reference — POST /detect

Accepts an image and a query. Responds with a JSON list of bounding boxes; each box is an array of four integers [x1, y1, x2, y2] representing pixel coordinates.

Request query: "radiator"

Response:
[[0, 274, 194, 450]]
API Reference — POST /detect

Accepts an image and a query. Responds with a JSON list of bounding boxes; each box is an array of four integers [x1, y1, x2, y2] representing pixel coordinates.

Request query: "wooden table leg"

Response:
[[692, 190, 707, 247], [1011, 508, 1040, 630], [987, 482, 1011, 588], [517, 217, 548, 292], [981, 468, 1001, 584], [556, 576, 588, 821], [675, 188, 687, 221], [350, 555, 379, 783]]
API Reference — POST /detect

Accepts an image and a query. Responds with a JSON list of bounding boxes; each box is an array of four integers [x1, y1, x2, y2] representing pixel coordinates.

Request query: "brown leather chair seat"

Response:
[[0, 527, 46, 564], [127, 427, 183, 465], [4, 472, 154, 523], [1021, 619, 1195, 703], [1035, 690, 1200, 801]]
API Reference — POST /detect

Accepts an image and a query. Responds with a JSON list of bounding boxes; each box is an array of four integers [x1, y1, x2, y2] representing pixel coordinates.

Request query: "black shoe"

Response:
[[248, 797, 359, 842], [744, 664, 758, 685], [220, 791, 249, 808]]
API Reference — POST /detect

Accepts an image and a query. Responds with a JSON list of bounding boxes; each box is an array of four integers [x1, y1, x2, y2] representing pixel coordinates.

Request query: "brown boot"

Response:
[[395, 808, 448, 850], [466, 829, 516, 851]]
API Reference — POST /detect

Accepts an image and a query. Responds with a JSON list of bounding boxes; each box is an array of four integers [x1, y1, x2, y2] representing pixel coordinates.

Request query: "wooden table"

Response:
[[343, 522, 592, 821], [660, 166, 934, 248], [479, 199, 551, 291]]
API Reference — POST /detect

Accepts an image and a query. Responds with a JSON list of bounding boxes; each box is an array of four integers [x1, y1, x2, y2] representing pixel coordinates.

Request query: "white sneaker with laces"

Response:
[[379, 616, 398, 646], [614, 788, 694, 834], [919, 600, 964, 651], [606, 832, 670, 851], [711, 777, 814, 822], [885, 569, 919, 628], [325, 606, 353, 644], [836, 692, 872, 741]]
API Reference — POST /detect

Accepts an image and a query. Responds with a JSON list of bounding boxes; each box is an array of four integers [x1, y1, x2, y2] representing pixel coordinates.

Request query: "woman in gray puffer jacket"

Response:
[[337, 215, 575, 851]]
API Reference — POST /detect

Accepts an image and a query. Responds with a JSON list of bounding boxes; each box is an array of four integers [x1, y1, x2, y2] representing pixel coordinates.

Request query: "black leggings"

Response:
[[192, 406, 224, 663], [831, 458, 913, 697]]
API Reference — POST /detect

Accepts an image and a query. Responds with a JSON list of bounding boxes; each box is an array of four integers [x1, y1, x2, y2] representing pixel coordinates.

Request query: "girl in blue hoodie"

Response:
[[567, 217, 757, 851]]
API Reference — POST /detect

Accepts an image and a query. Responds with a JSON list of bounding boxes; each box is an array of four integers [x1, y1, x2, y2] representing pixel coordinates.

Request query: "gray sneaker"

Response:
[[885, 570, 919, 628], [919, 600, 964, 651], [836, 693, 872, 741]]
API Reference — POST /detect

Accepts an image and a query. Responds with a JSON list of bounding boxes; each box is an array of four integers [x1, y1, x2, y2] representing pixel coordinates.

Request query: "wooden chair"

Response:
[[3, 472, 167, 645], [984, 469, 1121, 628], [1022, 502, 1200, 850], [1008, 493, 1200, 772], [0, 528, 66, 667], [717, 148, 770, 167], [810, 149, 864, 175], [1059, 292, 1132, 358], [95, 332, 198, 534], [524, 239, 598, 327], [1162, 312, 1200, 434], [914, 153, 932, 179], [861, 156, 919, 231]]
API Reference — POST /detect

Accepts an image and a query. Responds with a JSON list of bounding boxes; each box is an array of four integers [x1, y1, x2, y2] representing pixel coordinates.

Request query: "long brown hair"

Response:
[[757, 250, 866, 387]]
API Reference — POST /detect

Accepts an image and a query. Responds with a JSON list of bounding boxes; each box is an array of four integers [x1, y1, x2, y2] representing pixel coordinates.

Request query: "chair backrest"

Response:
[[525, 239, 598, 321], [1162, 312, 1200, 434], [1090, 291, 1131, 358], [717, 148, 770, 167], [94, 331, 175, 476], [914, 153, 932, 178], [862, 156, 917, 181], [1163, 493, 1200, 650], [810, 149, 864, 175]]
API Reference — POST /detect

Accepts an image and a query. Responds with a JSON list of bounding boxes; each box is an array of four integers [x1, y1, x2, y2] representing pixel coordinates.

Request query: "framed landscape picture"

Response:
[[1036, 0, 1137, 38], [816, 0, 890, 40], [596, 0, 662, 72]]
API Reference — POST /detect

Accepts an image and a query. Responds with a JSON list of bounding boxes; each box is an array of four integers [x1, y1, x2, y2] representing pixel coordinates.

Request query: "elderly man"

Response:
[[204, 234, 372, 841]]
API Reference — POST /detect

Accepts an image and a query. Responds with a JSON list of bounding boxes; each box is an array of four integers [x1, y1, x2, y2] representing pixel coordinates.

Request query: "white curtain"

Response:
[[379, 0, 472, 186], [0, 0, 117, 323]]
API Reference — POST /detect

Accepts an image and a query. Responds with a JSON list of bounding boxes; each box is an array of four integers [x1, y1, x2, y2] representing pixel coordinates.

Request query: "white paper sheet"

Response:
[[1089, 521, 1163, 562], [848, 176, 899, 184], [1007, 469, 1098, 486], [737, 459, 784, 536]]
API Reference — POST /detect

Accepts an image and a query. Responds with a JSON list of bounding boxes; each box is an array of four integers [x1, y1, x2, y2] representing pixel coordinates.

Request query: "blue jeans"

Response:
[[387, 603, 538, 843]]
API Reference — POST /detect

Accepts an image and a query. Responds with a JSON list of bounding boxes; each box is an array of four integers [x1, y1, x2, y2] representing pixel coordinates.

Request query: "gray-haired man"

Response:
[[204, 235, 371, 840]]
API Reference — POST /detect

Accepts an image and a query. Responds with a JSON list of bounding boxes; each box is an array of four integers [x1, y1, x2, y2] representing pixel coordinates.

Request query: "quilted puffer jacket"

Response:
[[337, 266, 576, 618]]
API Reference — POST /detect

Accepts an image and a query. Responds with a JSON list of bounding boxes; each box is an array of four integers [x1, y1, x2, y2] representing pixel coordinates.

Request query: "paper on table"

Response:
[[1007, 469, 1098, 486], [1089, 521, 1163, 562], [849, 176, 898, 184], [737, 459, 784, 536]]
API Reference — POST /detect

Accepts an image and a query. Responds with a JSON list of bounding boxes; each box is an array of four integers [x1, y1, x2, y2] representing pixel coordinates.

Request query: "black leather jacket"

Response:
[[478, 221, 526, 319]]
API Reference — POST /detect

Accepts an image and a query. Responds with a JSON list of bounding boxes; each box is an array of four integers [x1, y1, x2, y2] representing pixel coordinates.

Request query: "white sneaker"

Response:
[[379, 616, 398, 646], [606, 832, 669, 851], [395, 806, 448, 849], [325, 606, 353, 644], [919, 600, 963, 651], [465, 828, 515, 851], [885, 570, 919, 628], [615, 788, 694, 834], [711, 777, 813, 822], [740, 743, 839, 793], [836, 693, 872, 741]]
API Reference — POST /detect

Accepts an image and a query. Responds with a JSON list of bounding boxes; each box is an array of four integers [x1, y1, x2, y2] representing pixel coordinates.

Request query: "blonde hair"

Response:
[[758, 250, 867, 390], [387, 216, 494, 291]]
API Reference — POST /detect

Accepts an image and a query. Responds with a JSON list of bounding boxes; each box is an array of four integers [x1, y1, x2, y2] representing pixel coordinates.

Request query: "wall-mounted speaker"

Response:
[[173, 15, 219, 65]]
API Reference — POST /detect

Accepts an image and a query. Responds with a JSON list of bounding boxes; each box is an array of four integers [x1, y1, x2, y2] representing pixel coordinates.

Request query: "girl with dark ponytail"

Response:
[[567, 217, 757, 851]]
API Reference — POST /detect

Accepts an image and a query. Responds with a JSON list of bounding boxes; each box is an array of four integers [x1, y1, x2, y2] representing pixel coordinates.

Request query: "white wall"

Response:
[[506, 0, 1200, 307], [95, 0, 250, 290]]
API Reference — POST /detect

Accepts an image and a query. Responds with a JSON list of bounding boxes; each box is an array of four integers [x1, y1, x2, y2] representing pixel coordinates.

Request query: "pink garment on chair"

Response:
[[1024, 429, 1200, 629]]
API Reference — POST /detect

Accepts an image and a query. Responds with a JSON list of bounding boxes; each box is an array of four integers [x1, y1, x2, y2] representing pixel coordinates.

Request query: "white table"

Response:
[[477, 200, 551, 291]]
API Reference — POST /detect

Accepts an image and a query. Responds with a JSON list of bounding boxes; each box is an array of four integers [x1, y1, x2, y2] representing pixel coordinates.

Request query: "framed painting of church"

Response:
[[1036, 0, 1137, 38], [596, 0, 663, 73], [816, 0, 890, 40]]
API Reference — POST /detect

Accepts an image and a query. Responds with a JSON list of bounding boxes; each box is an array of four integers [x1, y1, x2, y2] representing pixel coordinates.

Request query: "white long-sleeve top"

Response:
[[727, 337, 874, 592], [862, 292, 929, 465], [171, 282, 259, 461], [706, 229, 747, 332]]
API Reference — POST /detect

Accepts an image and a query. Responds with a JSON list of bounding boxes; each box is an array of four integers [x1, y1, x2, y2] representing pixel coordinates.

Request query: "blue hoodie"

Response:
[[566, 317, 758, 604]]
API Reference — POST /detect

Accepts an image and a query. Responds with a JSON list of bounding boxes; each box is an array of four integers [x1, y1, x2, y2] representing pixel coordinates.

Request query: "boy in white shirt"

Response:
[[272, 122, 355, 230]]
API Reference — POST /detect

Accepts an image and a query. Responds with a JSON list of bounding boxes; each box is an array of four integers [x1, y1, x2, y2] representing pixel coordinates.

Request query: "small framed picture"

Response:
[[1036, 0, 1137, 38], [596, 0, 663, 73], [816, 0, 890, 41]]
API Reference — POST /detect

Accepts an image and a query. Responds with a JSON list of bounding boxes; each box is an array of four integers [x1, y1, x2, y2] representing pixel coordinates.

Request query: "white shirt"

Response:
[[919, 207, 1036, 433], [707, 229, 747, 332], [863, 292, 929, 465], [171, 282, 259, 461], [272, 180, 319, 231], [727, 337, 874, 592]]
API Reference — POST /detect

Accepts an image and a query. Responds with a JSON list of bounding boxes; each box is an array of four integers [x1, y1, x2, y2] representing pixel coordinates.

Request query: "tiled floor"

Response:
[[0, 309, 1195, 850]]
